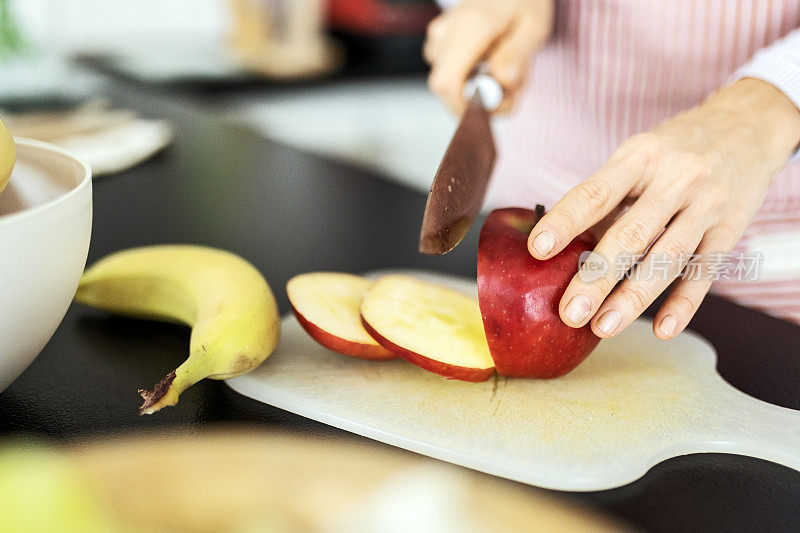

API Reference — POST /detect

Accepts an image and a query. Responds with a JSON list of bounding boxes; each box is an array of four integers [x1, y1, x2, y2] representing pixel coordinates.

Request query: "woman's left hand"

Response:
[[527, 78, 800, 340]]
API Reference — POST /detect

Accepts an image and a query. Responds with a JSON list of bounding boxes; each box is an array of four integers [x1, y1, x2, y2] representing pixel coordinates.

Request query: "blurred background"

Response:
[[0, 0, 463, 188], [2, 4, 622, 531]]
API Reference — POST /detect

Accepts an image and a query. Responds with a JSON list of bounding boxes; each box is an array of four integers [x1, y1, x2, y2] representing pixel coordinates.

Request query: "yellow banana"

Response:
[[75, 245, 280, 414], [0, 118, 16, 195]]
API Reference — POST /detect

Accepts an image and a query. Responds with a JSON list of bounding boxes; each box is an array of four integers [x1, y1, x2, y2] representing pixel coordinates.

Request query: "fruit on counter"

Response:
[[0, 445, 119, 531], [478, 207, 600, 378], [74, 245, 280, 414], [360, 275, 494, 382], [0, 118, 16, 195], [287, 272, 395, 360], [0, 432, 632, 532]]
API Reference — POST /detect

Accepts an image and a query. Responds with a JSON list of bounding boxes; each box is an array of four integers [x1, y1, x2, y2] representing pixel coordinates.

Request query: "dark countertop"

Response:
[[1, 80, 799, 533]]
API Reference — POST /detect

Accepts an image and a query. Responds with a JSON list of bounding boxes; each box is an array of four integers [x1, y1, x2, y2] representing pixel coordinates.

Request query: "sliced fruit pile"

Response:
[[361, 275, 494, 382], [289, 206, 602, 383], [287, 272, 394, 361], [288, 273, 494, 381]]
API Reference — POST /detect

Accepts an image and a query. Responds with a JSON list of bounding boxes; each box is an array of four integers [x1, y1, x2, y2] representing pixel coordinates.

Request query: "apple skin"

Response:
[[361, 318, 495, 382], [291, 305, 396, 361], [477, 207, 600, 378]]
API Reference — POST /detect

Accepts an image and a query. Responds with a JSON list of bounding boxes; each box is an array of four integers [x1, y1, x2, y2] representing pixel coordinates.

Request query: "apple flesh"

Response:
[[477, 207, 600, 378], [287, 272, 395, 360], [360, 275, 494, 382]]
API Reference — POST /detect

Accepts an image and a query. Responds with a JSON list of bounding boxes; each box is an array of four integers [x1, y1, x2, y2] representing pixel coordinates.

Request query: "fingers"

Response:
[[422, 16, 446, 64], [652, 224, 746, 339], [652, 276, 713, 340], [424, 1, 554, 115], [528, 132, 673, 260], [589, 211, 706, 338], [528, 157, 643, 260], [557, 187, 683, 331], [486, 10, 551, 111], [426, 8, 511, 115]]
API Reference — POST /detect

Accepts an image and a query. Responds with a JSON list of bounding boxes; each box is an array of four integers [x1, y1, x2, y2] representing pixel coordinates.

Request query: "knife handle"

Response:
[[463, 72, 503, 112]]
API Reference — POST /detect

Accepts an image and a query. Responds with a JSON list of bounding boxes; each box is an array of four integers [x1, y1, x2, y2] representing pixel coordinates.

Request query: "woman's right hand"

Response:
[[424, 0, 555, 115]]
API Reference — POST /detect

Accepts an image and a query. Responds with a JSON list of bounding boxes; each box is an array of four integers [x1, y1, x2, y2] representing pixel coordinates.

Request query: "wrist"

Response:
[[706, 78, 800, 165]]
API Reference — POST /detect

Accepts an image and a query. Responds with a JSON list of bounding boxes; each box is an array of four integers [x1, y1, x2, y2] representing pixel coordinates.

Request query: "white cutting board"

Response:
[[227, 271, 800, 492]]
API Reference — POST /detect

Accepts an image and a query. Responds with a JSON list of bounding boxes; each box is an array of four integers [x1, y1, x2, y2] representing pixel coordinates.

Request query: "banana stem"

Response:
[[138, 371, 178, 415], [138, 359, 206, 415]]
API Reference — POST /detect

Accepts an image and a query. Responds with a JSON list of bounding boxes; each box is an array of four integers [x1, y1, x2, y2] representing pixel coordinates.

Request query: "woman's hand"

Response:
[[424, 0, 554, 114], [527, 78, 800, 340]]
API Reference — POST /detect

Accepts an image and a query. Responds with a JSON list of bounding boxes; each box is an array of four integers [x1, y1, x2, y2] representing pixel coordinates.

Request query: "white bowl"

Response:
[[0, 138, 92, 392]]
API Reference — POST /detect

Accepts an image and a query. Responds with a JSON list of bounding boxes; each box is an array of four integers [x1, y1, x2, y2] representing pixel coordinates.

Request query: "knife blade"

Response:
[[419, 76, 499, 255]]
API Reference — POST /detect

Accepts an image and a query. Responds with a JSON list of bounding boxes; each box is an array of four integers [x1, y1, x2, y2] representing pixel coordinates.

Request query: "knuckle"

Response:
[[478, 7, 507, 27], [709, 220, 744, 248], [548, 209, 579, 237], [528, 25, 550, 46], [457, 3, 504, 29], [614, 218, 652, 252], [422, 43, 435, 64], [595, 273, 618, 294], [532, 12, 554, 38], [608, 135, 659, 173], [618, 284, 652, 311], [661, 237, 694, 263], [699, 204, 723, 227], [578, 273, 615, 299], [721, 212, 746, 233], [491, 60, 524, 88], [688, 184, 726, 215], [707, 178, 730, 202], [579, 259, 617, 291], [519, 11, 552, 45], [573, 179, 614, 212], [427, 72, 448, 95], [670, 291, 700, 317], [628, 132, 666, 161], [426, 18, 443, 41], [681, 153, 713, 178], [685, 194, 716, 216]]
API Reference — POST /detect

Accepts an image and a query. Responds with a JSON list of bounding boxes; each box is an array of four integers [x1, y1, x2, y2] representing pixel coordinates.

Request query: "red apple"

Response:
[[287, 272, 395, 360], [360, 275, 495, 382], [477, 207, 600, 378]]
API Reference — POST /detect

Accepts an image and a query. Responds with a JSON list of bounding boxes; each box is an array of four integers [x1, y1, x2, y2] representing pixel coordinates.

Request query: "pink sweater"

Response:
[[479, 0, 800, 323]]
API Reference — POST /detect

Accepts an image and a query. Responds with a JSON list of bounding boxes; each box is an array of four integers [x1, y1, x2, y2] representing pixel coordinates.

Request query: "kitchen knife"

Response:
[[419, 74, 501, 255]]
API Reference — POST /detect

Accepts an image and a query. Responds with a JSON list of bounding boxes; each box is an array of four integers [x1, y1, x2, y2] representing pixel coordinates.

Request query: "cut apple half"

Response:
[[360, 275, 495, 382], [287, 272, 395, 360]]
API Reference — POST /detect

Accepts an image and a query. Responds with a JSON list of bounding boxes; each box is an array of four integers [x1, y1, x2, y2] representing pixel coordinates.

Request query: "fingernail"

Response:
[[532, 230, 555, 256], [564, 295, 592, 325], [596, 309, 622, 336], [659, 314, 677, 337]]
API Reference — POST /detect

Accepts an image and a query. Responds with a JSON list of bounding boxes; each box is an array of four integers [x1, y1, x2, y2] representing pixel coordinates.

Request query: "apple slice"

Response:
[[360, 275, 494, 382], [478, 207, 600, 378], [287, 272, 395, 360]]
